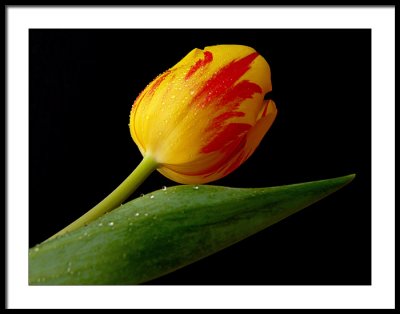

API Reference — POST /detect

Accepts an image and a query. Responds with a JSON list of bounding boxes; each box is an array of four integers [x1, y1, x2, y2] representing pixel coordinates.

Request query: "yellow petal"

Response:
[[243, 99, 278, 160]]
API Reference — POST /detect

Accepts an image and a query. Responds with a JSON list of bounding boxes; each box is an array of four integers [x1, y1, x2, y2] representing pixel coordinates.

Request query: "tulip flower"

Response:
[[130, 45, 277, 184], [49, 45, 277, 240]]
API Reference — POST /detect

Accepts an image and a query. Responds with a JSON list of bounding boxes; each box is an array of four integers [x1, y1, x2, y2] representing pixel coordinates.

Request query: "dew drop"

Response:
[[140, 193, 145, 197], [162, 186, 167, 191], [34, 247, 39, 252], [193, 185, 199, 190], [108, 222, 114, 227], [144, 213, 149, 217], [150, 195, 155, 199], [98, 222, 103, 227], [190, 90, 195, 95], [135, 212, 140, 217]]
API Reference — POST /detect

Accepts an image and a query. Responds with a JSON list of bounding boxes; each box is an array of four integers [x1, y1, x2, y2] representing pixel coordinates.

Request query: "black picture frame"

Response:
[[29, 28, 371, 285]]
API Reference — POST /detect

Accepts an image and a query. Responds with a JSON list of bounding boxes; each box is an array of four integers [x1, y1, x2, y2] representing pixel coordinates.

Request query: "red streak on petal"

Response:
[[204, 81, 262, 139], [168, 124, 249, 179], [149, 70, 170, 95], [195, 52, 260, 105], [201, 123, 251, 154], [185, 132, 247, 178], [261, 99, 270, 117], [207, 111, 245, 132], [200, 135, 247, 178], [221, 80, 262, 107], [185, 51, 213, 80], [222, 150, 247, 176]]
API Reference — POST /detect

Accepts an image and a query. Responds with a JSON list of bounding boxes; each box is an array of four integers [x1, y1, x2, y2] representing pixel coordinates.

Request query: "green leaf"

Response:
[[29, 174, 355, 285]]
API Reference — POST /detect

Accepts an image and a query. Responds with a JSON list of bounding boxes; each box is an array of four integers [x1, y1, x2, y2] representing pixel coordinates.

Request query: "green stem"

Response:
[[47, 155, 158, 241]]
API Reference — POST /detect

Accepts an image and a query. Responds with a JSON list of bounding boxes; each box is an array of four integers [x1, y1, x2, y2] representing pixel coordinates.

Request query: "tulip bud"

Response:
[[130, 45, 277, 184]]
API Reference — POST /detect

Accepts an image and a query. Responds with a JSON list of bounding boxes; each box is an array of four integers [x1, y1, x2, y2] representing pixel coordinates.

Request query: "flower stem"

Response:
[[47, 155, 158, 241]]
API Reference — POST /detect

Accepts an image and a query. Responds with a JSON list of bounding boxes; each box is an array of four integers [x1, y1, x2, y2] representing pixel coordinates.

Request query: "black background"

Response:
[[29, 29, 371, 285]]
